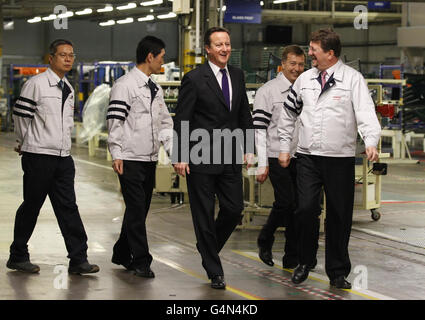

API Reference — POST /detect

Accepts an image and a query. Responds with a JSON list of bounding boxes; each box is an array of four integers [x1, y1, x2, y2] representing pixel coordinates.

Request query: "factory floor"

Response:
[[1, 132, 425, 305]]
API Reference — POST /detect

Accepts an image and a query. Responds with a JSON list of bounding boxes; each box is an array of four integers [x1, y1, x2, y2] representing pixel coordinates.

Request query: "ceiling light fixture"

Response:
[[27, 17, 42, 23], [140, 0, 163, 6], [97, 5, 114, 12], [76, 8, 93, 15], [117, 2, 137, 10], [117, 17, 134, 24], [57, 11, 74, 19], [99, 20, 116, 26], [157, 12, 177, 19], [273, 0, 298, 4], [42, 14, 57, 21], [138, 15, 155, 21]]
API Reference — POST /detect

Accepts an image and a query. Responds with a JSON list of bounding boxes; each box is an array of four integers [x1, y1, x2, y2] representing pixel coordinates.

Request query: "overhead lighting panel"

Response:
[[57, 11, 74, 18], [117, 2, 137, 10], [97, 5, 114, 12], [273, 0, 298, 4], [28, 17, 42, 23], [140, 0, 163, 6], [138, 15, 155, 21], [117, 17, 134, 24], [157, 12, 177, 19], [76, 8, 93, 15], [99, 20, 116, 26], [42, 14, 57, 21]]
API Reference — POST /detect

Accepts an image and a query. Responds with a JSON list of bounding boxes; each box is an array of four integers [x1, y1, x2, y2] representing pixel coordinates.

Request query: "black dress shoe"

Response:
[[7, 260, 40, 273], [211, 275, 226, 289], [258, 247, 274, 266], [111, 257, 134, 271], [330, 276, 352, 289], [134, 267, 155, 278], [68, 262, 100, 275], [291, 264, 310, 284]]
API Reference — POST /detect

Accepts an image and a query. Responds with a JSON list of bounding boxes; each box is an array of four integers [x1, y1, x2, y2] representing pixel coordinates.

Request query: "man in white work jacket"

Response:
[[254, 45, 319, 270], [107, 36, 173, 278], [278, 29, 381, 288], [8, 39, 99, 275]]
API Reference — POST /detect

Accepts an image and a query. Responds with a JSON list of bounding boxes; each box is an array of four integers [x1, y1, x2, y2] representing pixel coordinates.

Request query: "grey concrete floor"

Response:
[[1, 132, 425, 301]]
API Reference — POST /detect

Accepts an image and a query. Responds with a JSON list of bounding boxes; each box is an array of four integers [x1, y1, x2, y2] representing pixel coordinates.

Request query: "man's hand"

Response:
[[278, 152, 291, 168], [244, 153, 256, 169], [256, 166, 269, 184], [14, 141, 22, 156], [365, 146, 379, 162], [112, 159, 124, 175], [173, 162, 190, 177]]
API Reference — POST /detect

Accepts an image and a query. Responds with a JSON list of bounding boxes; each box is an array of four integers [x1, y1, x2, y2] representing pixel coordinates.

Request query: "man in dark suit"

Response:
[[173, 27, 254, 289]]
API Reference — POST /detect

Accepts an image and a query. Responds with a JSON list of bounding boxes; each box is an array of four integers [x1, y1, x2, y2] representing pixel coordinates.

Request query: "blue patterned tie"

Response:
[[220, 69, 230, 110]]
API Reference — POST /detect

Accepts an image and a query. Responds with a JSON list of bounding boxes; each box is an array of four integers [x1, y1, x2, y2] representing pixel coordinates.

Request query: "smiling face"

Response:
[[49, 44, 74, 78], [282, 53, 305, 83], [205, 31, 231, 69], [308, 41, 336, 71]]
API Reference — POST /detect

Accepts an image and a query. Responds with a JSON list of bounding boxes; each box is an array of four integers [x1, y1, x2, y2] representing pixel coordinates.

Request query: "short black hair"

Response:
[[136, 36, 165, 64], [282, 45, 306, 62], [49, 39, 73, 55], [204, 27, 230, 47], [310, 28, 342, 58]]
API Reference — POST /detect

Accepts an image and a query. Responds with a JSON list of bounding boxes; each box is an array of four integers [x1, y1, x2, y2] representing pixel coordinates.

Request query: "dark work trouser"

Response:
[[113, 161, 156, 269], [295, 153, 355, 280], [186, 165, 244, 279], [10, 152, 88, 266], [257, 158, 319, 262]]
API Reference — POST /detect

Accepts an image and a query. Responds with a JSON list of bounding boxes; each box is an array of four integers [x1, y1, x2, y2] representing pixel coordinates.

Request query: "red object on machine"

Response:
[[376, 104, 395, 119]]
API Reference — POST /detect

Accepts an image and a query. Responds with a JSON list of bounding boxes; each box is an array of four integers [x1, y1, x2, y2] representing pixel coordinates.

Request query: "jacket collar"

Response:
[[310, 59, 344, 82], [130, 66, 156, 89], [276, 72, 293, 93], [46, 68, 72, 90]]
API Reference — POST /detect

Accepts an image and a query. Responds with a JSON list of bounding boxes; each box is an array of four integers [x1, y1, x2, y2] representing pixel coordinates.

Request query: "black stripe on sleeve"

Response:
[[253, 116, 270, 125], [13, 111, 34, 119], [14, 104, 35, 113], [107, 107, 128, 117], [17, 96, 37, 106], [253, 109, 272, 118], [254, 125, 268, 130], [109, 100, 131, 111], [106, 114, 126, 121], [290, 88, 298, 98]]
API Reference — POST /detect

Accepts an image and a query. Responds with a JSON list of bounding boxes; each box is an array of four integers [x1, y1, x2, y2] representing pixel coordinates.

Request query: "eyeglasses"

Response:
[[53, 53, 77, 59]]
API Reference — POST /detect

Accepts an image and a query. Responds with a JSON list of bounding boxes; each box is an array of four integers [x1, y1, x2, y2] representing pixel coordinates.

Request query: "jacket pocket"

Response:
[[39, 96, 62, 150]]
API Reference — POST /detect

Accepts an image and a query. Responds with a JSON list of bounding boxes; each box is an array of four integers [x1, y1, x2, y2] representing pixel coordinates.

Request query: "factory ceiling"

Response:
[[0, 0, 404, 25]]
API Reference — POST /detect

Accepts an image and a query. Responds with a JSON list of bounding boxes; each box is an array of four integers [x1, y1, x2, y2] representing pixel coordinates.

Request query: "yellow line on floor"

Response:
[[232, 250, 395, 300], [153, 254, 264, 300]]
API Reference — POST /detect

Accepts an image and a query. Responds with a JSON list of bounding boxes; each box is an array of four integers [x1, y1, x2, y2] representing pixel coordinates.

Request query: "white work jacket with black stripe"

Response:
[[13, 68, 75, 157], [279, 60, 381, 157], [253, 72, 299, 167], [107, 67, 173, 161]]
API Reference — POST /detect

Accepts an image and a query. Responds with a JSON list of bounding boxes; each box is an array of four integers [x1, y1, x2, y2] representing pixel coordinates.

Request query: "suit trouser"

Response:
[[10, 152, 88, 266], [186, 165, 244, 278], [295, 153, 355, 280], [113, 161, 156, 268], [257, 158, 320, 261]]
